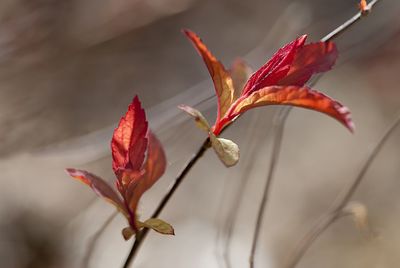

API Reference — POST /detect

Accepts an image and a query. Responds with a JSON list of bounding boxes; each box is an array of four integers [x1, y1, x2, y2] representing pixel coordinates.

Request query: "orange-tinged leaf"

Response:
[[183, 29, 235, 122], [278, 41, 338, 86], [111, 96, 148, 173], [233, 86, 354, 132], [124, 131, 167, 230], [242, 35, 307, 95], [359, 0, 370, 14], [229, 58, 252, 99], [65, 168, 129, 218], [142, 131, 167, 188]]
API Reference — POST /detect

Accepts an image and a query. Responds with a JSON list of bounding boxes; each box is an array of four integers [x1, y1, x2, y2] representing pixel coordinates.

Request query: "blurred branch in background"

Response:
[[248, 2, 383, 268], [286, 111, 400, 268]]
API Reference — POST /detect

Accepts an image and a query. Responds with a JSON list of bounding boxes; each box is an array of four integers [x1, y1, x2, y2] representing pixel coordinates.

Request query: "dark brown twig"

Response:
[[248, 1, 382, 267]]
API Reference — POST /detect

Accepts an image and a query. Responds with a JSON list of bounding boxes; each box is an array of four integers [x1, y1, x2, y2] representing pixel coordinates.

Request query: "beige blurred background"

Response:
[[0, 0, 400, 267]]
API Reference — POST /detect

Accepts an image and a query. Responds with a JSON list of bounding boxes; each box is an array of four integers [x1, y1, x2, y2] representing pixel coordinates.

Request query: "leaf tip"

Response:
[[65, 168, 75, 175], [178, 105, 210, 132], [299, 34, 308, 43], [182, 28, 195, 38], [336, 105, 355, 133]]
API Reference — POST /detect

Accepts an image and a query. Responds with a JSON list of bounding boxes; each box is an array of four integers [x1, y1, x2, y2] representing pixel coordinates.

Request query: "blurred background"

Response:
[[0, 0, 400, 267]]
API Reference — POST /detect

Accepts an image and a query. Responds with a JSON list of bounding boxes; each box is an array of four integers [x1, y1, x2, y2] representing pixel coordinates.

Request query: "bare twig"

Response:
[[82, 210, 119, 268], [285, 112, 400, 268], [248, 1, 382, 267], [321, 0, 381, 42], [249, 107, 290, 268]]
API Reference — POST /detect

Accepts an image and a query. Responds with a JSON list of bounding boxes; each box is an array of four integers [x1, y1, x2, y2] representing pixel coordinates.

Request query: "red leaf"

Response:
[[183, 29, 235, 122], [123, 131, 167, 230], [111, 96, 148, 173], [66, 168, 129, 217], [278, 41, 338, 86], [242, 35, 307, 95], [232, 86, 354, 132], [142, 131, 167, 183]]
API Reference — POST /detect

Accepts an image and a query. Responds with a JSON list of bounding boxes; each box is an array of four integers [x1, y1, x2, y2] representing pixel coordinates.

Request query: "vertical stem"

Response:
[[249, 107, 291, 268]]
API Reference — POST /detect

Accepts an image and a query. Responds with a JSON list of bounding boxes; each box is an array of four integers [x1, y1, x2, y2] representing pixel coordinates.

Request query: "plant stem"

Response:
[[217, 112, 266, 268], [122, 138, 211, 268], [285, 112, 400, 268], [321, 0, 381, 42], [249, 107, 290, 268], [248, 1, 382, 267]]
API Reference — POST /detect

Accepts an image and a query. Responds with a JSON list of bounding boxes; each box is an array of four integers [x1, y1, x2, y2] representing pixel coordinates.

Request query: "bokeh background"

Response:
[[0, 0, 400, 267]]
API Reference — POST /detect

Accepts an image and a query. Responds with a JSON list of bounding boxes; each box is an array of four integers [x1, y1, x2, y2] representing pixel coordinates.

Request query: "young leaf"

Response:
[[111, 96, 148, 173], [359, 0, 370, 14], [242, 35, 307, 95], [141, 131, 167, 187], [122, 226, 135, 240], [183, 29, 235, 122], [210, 133, 239, 167], [342, 201, 371, 235], [230, 58, 252, 99], [138, 218, 175, 235], [178, 104, 210, 132], [278, 41, 338, 86], [67, 95, 168, 237], [233, 85, 354, 132], [65, 168, 129, 218], [124, 131, 167, 230]]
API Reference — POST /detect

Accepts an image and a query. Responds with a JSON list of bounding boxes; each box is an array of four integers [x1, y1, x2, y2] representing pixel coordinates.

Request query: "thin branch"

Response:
[[248, 1, 382, 267], [321, 0, 381, 42], [122, 138, 211, 268], [286, 112, 400, 268], [215, 112, 267, 268], [249, 107, 290, 268], [121, 1, 383, 267], [82, 210, 119, 268]]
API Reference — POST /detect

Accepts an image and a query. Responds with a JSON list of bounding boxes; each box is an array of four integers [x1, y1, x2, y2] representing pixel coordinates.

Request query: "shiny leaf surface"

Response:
[[111, 96, 148, 173], [183, 29, 235, 121], [233, 86, 354, 132]]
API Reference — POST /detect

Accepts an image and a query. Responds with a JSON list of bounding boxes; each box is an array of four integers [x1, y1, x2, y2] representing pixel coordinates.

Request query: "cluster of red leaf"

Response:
[[66, 28, 356, 241], [180, 30, 354, 167], [66, 96, 173, 240]]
